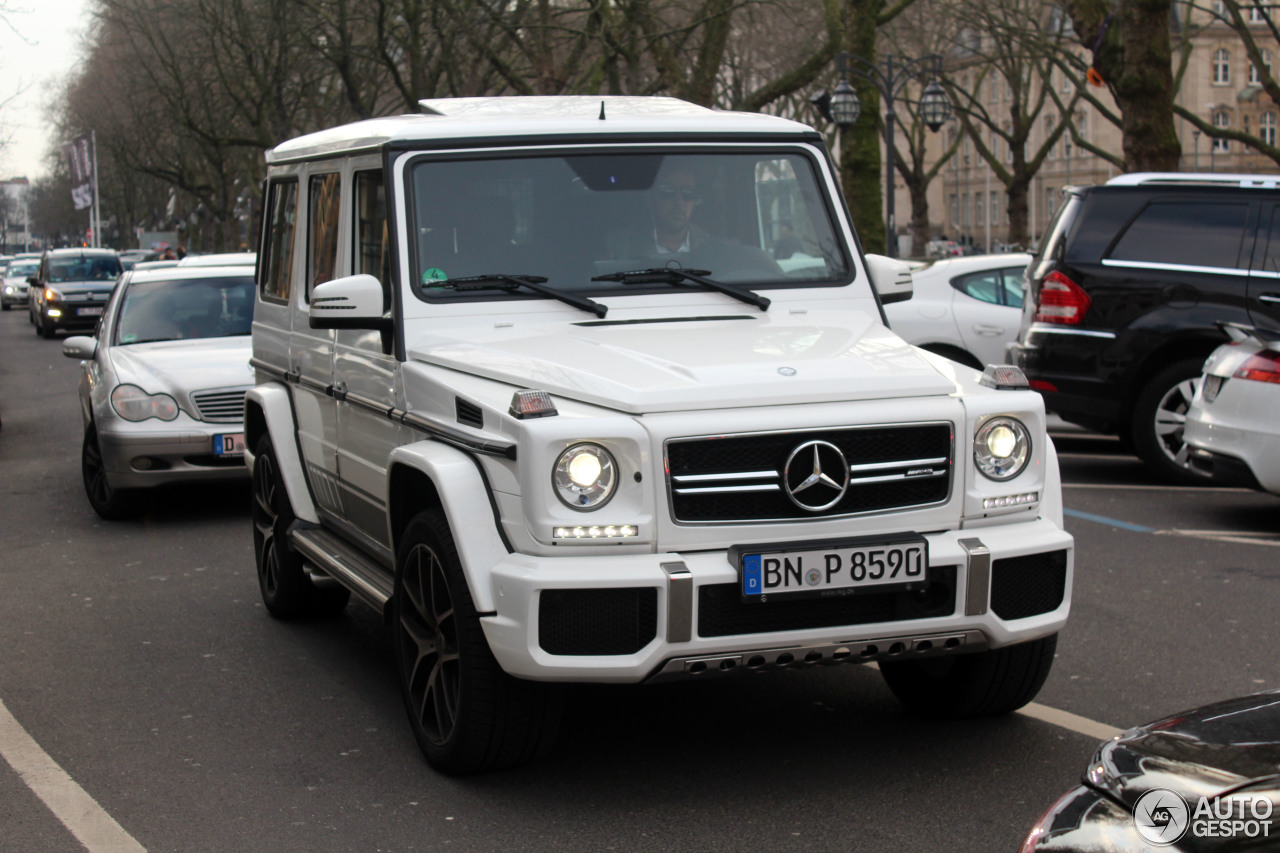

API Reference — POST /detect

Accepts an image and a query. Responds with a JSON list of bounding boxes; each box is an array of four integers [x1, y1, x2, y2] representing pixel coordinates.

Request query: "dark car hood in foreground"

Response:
[[1089, 691, 1280, 810]]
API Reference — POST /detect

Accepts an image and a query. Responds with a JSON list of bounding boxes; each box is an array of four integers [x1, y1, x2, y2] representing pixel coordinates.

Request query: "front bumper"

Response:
[[481, 515, 1073, 683], [97, 419, 247, 489], [1, 286, 26, 307]]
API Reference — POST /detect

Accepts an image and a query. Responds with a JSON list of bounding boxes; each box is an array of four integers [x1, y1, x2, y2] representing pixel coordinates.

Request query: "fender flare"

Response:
[[387, 442, 510, 614], [244, 383, 319, 524]]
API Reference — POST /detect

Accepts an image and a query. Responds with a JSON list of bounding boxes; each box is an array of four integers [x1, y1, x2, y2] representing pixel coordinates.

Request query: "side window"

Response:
[[260, 180, 298, 303], [1001, 268, 1025, 308], [308, 173, 342, 301], [353, 170, 390, 289], [1260, 205, 1280, 274], [953, 270, 1002, 304], [1110, 201, 1249, 270]]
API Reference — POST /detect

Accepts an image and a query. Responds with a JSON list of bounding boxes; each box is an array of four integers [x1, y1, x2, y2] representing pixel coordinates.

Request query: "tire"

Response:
[[251, 434, 350, 619], [38, 310, 55, 338], [81, 424, 144, 520], [879, 633, 1057, 718], [393, 510, 562, 774], [1, 302, 9, 311], [1130, 358, 1214, 485]]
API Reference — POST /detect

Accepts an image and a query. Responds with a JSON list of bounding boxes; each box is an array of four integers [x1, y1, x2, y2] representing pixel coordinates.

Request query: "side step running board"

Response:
[[290, 524, 394, 613]]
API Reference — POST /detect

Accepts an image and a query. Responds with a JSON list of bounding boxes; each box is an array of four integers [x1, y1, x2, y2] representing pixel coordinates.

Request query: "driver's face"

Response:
[[651, 170, 698, 234]]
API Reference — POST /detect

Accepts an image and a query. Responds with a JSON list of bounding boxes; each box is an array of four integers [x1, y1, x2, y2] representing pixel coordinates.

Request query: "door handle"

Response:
[[1259, 293, 1280, 304], [973, 324, 1005, 336]]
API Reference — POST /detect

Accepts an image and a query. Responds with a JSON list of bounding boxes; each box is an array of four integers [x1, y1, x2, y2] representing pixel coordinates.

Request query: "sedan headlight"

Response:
[[110, 384, 180, 422], [553, 443, 617, 510], [974, 417, 1031, 480]]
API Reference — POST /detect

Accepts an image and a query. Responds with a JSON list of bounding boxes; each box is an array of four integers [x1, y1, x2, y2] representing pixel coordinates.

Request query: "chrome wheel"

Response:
[[1151, 375, 1199, 469], [397, 540, 460, 746]]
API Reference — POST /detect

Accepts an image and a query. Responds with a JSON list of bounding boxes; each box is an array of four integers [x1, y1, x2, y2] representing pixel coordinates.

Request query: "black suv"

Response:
[[1011, 173, 1280, 483]]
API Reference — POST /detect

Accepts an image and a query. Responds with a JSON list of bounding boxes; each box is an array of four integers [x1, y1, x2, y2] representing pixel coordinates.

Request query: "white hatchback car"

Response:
[[885, 253, 1031, 369], [1185, 324, 1280, 494], [62, 265, 256, 518]]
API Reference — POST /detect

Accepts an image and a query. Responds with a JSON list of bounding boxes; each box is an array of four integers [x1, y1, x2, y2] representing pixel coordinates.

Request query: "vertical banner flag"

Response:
[[64, 134, 95, 210]]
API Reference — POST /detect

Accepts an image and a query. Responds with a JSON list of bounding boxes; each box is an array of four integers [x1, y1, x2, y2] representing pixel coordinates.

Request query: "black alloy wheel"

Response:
[[81, 423, 143, 520], [393, 511, 561, 774], [251, 434, 349, 619]]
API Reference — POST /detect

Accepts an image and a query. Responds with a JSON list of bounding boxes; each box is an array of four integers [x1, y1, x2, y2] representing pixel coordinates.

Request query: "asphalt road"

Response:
[[2, 308, 1278, 852]]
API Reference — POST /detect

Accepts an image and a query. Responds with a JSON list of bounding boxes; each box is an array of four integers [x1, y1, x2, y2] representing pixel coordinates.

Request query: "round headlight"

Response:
[[553, 443, 617, 510], [110, 384, 180, 422], [974, 417, 1031, 480]]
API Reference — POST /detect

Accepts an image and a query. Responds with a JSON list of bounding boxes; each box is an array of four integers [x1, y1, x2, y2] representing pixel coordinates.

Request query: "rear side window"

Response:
[[952, 267, 1025, 307], [353, 170, 390, 284], [260, 180, 298, 303], [1110, 201, 1249, 269]]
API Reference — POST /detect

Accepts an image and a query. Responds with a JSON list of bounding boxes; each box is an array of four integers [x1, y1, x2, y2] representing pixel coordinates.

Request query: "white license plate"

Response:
[[214, 433, 245, 455], [77, 306, 103, 317], [738, 535, 928, 602]]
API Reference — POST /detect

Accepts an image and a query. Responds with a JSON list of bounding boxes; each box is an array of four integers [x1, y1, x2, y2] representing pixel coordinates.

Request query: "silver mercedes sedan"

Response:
[[62, 264, 255, 519]]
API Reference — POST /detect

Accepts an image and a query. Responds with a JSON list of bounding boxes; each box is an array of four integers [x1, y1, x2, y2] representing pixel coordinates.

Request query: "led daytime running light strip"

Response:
[[983, 492, 1039, 509], [553, 525, 639, 540]]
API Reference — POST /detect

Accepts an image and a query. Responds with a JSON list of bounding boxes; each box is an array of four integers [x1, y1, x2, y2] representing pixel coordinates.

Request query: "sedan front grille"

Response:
[[191, 388, 249, 423], [666, 423, 953, 523]]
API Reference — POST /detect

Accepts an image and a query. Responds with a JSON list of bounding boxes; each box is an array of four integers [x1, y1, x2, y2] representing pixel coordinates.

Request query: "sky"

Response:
[[0, 0, 91, 180]]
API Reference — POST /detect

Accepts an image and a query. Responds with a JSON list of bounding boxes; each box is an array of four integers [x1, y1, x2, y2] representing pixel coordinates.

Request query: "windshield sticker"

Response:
[[423, 267, 448, 285], [122, 333, 137, 343]]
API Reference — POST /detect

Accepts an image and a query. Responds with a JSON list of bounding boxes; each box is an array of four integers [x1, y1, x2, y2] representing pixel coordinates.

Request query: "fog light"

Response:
[[47, 308, 63, 317]]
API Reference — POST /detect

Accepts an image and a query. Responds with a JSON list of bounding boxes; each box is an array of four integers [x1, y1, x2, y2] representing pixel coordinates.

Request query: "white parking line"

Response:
[[1018, 702, 1123, 741], [0, 697, 146, 853], [1158, 529, 1280, 547]]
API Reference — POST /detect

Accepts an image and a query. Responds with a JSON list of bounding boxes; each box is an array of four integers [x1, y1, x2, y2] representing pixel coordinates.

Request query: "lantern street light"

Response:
[[812, 52, 952, 258]]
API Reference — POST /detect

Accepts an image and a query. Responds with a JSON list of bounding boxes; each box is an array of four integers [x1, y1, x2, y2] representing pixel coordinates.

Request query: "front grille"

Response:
[[698, 565, 956, 637], [538, 588, 658, 655], [666, 423, 952, 523], [990, 550, 1068, 620], [192, 388, 249, 423]]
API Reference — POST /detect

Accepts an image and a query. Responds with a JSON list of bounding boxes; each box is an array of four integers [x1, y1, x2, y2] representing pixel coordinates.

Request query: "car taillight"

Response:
[[1234, 349, 1280, 384], [1034, 270, 1091, 325]]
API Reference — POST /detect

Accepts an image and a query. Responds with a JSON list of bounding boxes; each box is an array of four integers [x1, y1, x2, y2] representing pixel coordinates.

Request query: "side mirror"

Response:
[[309, 274, 392, 332], [27, 276, 38, 287], [62, 336, 97, 360], [864, 254, 914, 305]]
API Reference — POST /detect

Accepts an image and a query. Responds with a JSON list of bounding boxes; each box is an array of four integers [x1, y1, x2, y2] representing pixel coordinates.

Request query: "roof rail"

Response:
[[1106, 172, 1280, 188]]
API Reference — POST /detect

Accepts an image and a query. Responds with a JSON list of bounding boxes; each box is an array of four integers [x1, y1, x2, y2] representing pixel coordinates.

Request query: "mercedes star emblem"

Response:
[[783, 440, 850, 511]]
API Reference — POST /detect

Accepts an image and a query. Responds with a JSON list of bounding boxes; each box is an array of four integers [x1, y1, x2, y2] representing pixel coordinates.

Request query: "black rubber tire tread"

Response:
[[394, 510, 562, 774], [879, 633, 1057, 718], [251, 434, 348, 619], [1129, 358, 1213, 485], [81, 424, 145, 520]]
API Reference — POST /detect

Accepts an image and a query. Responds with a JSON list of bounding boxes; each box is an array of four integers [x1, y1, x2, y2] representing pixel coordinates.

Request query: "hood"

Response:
[[1089, 691, 1280, 810], [47, 281, 116, 296], [406, 310, 959, 413], [108, 336, 254, 397]]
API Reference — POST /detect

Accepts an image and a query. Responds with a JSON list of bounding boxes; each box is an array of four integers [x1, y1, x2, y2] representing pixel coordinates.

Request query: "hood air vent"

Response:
[[456, 397, 484, 429]]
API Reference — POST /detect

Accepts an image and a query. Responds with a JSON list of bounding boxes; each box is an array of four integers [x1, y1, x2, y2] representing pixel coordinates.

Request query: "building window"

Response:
[[1250, 4, 1267, 22], [1214, 48, 1231, 85], [1263, 111, 1277, 146], [1253, 48, 1273, 85], [1213, 111, 1230, 152], [1212, 0, 1227, 18]]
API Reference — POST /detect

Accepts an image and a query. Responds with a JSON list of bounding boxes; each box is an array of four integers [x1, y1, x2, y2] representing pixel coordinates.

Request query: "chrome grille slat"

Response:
[[191, 388, 249, 423], [665, 423, 954, 523]]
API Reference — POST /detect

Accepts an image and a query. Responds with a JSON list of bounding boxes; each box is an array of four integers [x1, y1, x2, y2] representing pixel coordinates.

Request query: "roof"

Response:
[[125, 265, 255, 283], [1106, 172, 1280, 188], [267, 96, 817, 164], [45, 247, 119, 257]]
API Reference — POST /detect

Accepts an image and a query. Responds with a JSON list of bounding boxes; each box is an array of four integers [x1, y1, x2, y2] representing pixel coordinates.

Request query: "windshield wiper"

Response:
[[591, 268, 770, 312], [438, 274, 607, 318]]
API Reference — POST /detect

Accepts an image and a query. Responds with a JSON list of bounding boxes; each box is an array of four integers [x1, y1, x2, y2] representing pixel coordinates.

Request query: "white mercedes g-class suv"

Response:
[[246, 96, 1073, 774]]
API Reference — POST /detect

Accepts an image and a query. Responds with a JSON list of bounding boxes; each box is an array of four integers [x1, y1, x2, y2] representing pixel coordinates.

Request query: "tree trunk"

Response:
[[840, 0, 886, 255]]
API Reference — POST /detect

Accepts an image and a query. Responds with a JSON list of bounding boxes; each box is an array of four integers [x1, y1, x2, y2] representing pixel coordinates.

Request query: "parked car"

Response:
[[118, 249, 159, 270], [1184, 323, 1280, 495], [1, 257, 41, 310], [29, 247, 123, 338], [885, 253, 1031, 369], [1020, 690, 1280, 851], [62, 264, 256, 519], [246, 95, 1073, 774], [1011, 173, 1280, 483], [178, 252, 256, 267]]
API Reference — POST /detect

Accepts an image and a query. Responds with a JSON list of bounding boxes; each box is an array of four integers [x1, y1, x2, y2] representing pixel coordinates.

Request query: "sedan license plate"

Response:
[[77, 306, 103, 317], [214, 433, 245, 456], [736, 535, 928, 602]]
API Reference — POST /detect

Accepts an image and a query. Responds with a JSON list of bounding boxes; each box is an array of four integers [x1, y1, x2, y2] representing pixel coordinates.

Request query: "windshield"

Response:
[[115, 274, 255, 344], [49, 255, 122, 282], [408, 150, 849, 303], [5, 260, 37, 277]]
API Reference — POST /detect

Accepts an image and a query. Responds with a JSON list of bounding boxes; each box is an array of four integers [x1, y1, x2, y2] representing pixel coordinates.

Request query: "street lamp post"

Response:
[[811, 52, 952, 258]]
